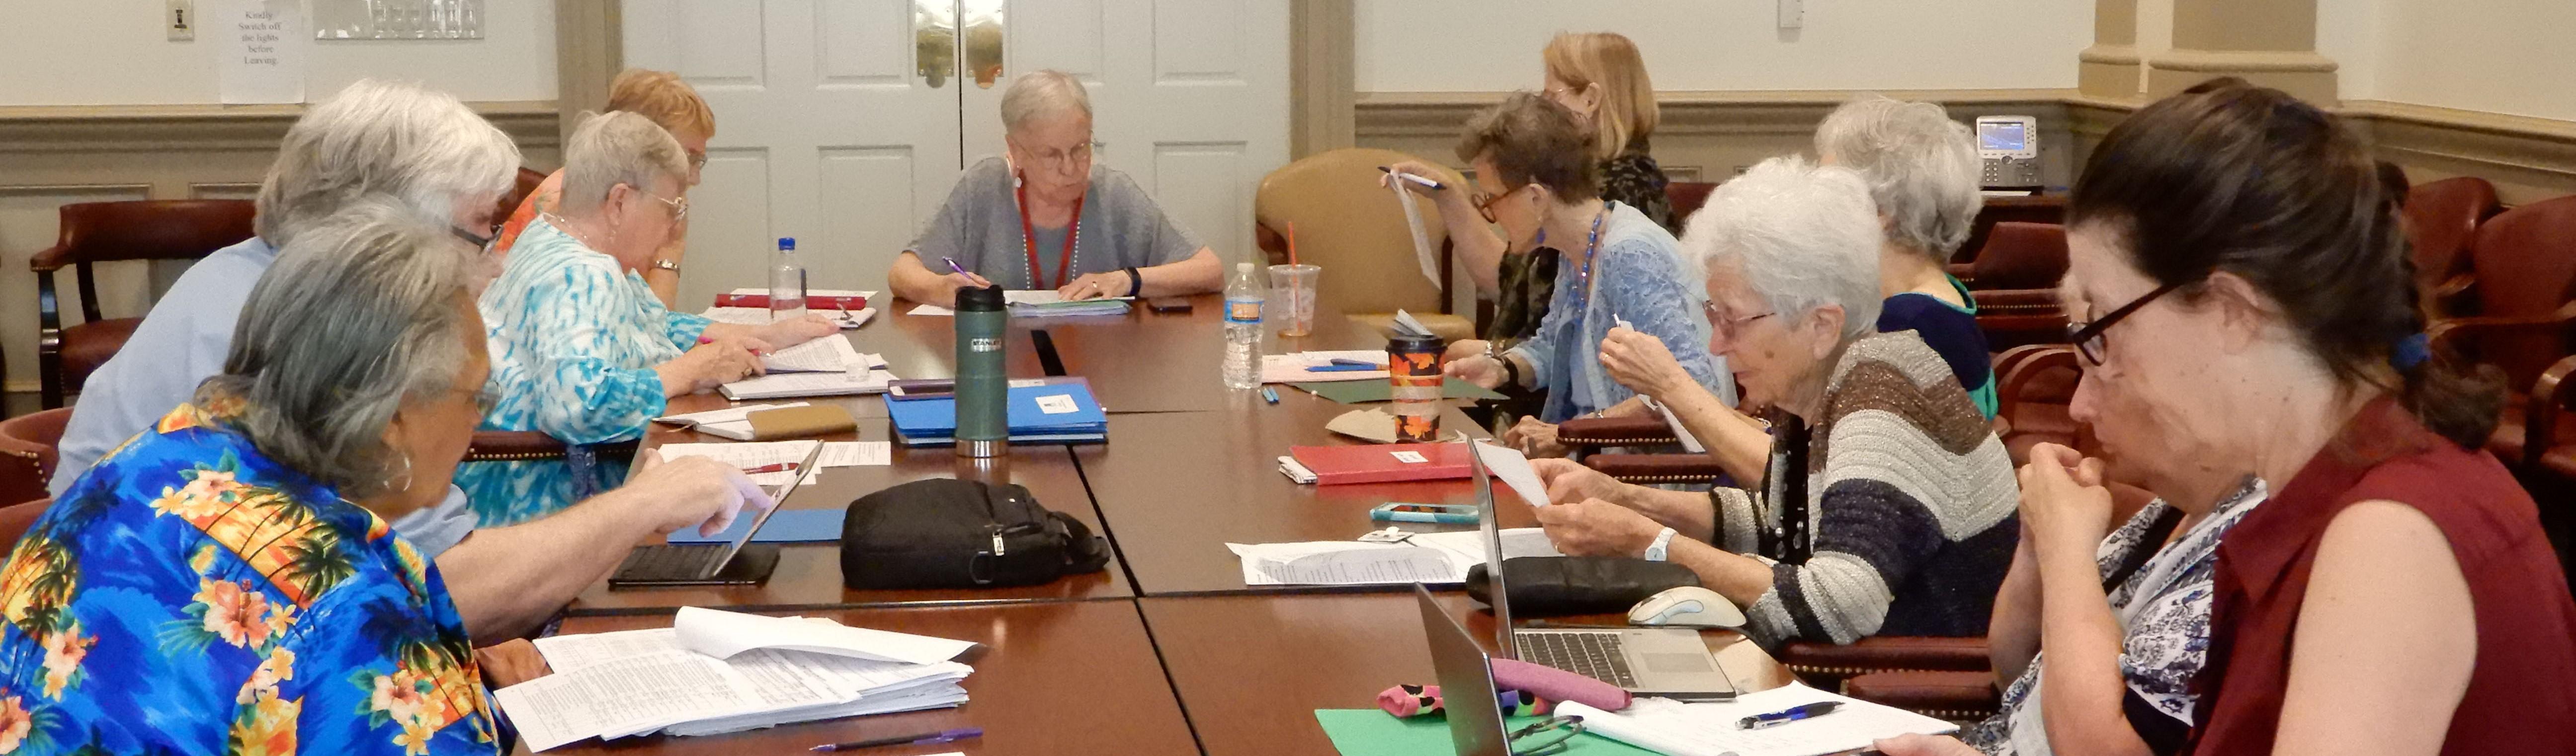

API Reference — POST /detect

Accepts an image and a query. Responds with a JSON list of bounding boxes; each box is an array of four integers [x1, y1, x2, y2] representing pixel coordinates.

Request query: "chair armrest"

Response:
[[1843, 670, 2002, 720], [1781, 636, 1994, 677], [1254, 222, 1288, 267], [1556, 416, 1676, 448], [2433, 274, 2477, 317], [2528, 354, 2576, 468], [465, 431, 571, 461], [1581, 453, 1724, 485], [2426, 303, 2576, 356], [26, 244, 73, 273], [1994, 346, 2077, 420], [1944, 263, 1975, 287]]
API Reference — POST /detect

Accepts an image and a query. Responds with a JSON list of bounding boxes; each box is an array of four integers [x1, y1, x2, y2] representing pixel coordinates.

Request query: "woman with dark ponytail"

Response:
[[1880, 79, 2576, 756]]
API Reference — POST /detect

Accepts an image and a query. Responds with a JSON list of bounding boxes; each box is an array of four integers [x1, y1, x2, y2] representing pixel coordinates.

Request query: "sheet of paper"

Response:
[[496, 649, 764, 752], [1558, 684, 1958, 756], [655, 402, 810, 441], [1386, 176, 1442, 286], [1471, 442, 1553, 508], [655, 441, 820, 487], [1226, 542, 1468, 586], [674, 606, 978, 665], [720, 368, 896, 399], [1003, 290, 1136, 305], [1407, 527, 1565, 569], [214, 0, 309, 104], [821, 441, 890, 467], [1642, 396, 1708, 454], [729, 288, 876, 299], [531, 628, 687, 674], [763, 337, 863, 373], [1262, 351, 1393, 384], [1392, 309, 1434, 338], [910, 303, 956, 316]]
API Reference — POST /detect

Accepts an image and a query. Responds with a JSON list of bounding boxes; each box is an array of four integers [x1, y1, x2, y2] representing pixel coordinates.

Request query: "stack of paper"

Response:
[[497, 606, 978, 752], [910, 291, 1134, 317], [1263, 350, 1391, 383], [720, 353, 897, 400], [1558, 683, 1958, 756], [886, 378, 1107, 446], [653, 402, 811, 441], [1224, 528, 1561, 587], [655, 440, 822, 487], [700, 306, 876, 329], [762, 337, 867, 374]]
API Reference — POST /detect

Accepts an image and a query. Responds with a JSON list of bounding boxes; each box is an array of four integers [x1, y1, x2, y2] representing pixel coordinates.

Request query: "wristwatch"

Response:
[[651, 258, 681, 272], [1643, 527, 1678, 561]]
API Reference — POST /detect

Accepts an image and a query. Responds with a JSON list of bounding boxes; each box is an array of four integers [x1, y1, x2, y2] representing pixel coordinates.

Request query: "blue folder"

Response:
[[665, 508, 846, 544], [887, 380, 1109, 438]]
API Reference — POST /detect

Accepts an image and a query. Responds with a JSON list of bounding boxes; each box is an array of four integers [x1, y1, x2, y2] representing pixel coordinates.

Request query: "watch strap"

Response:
[[1644, 527, 1678, 561]]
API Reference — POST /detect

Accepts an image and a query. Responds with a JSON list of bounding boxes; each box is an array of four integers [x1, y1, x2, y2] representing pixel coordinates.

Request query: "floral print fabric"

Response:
[[0, 401, 501, 756]]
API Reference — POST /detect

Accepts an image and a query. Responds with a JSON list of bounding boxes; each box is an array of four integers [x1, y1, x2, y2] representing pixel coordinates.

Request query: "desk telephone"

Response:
[[1976, 115, 2044, 190]]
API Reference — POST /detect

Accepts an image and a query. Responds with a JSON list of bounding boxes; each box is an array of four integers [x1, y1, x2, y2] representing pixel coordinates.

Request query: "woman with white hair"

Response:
[[889, 70, 1222, 304], [0, 201, 766, 754], [1529, 157, 2019, 648], [1815, 95, 1995, 416], [462, 112, 835, 526]]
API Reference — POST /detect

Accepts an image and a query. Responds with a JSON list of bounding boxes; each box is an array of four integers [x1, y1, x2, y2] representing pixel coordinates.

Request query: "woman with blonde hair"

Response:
[[492, 69, 718, 306]]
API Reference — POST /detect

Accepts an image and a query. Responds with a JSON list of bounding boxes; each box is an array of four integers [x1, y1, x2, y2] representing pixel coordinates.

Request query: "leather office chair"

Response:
[[0, 498, 53, 551], [1665, 181, 1718, 227], [1993, 345, 2082, 465], [2407, 177, 2502, 313], [0, 408, 70, 510], [1947, 222, 2068, 291], [1254, 149, 1474, 342], [464, 431, 640, 501], [2428, 195, 2576, 467], [498, 166, 548, 222], [31, 200, 256, 408], [1955, 195, 2067, 267], [1971, 288, 2072, 353]]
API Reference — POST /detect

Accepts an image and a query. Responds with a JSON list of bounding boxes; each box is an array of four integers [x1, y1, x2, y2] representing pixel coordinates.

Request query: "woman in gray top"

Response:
[[889, 70, 1223, 305]]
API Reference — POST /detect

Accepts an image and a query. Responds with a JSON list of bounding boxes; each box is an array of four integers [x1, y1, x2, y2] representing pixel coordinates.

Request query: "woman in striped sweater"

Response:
[[1531, 156, 2020, 647]]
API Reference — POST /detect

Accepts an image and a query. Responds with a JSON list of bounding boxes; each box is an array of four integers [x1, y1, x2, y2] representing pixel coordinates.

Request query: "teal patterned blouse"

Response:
[[0, 400, 502, 756], [456, 219, 711, 526]]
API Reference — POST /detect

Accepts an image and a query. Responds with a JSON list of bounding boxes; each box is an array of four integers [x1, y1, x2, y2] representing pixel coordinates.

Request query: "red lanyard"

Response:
[[1015, 176, 1083, 289]]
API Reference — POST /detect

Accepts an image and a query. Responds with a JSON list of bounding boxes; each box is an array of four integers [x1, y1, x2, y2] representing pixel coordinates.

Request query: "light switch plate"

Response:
[[167, 0, 195, 41], [1777, 0, 1803, 29]]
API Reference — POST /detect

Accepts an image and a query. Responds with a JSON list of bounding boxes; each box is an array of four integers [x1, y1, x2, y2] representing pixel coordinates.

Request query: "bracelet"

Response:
[[1499, 356, 1521, 388], [1644, 527, 1678, 561], [1122, 267, 1142, 298]]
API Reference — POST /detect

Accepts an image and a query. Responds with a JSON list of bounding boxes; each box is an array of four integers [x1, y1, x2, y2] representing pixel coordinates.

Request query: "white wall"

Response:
[[0, 0, 557, 105], [1354, 0, 2093, 92], [2364, 0, 2576, 121]]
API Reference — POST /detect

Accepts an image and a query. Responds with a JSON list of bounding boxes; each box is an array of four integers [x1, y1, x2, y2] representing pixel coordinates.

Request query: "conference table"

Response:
[[535, 293, 1790, 755]]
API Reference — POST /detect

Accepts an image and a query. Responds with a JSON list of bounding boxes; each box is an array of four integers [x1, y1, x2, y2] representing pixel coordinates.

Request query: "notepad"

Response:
[[1558, 684, 1958, 756]]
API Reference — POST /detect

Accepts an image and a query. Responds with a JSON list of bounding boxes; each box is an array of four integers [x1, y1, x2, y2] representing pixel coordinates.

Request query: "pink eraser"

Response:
[[1491, 658, 1632, 711]]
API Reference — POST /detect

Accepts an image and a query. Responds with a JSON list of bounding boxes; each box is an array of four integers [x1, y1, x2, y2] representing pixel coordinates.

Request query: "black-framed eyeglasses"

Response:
[[1507, 715, 1585, 756], [1471, 184, 1529, 224], [452, 222, 501, 249], [2066, 280, 2185, 366]]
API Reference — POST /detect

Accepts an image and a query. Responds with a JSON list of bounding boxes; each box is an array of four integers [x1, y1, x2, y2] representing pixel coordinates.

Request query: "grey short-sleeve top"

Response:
[[906, 156, 1204, 290]]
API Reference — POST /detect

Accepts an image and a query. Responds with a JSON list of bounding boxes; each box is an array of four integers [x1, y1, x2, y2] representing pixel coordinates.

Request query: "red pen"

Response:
[[740, 462, 799, 474]]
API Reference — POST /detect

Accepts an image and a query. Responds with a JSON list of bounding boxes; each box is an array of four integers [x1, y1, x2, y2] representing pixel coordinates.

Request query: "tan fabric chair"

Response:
[[1254, 149, 1475, 343]]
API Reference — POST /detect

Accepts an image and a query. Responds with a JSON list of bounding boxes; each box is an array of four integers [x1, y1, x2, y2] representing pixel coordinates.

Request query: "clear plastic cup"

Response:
[[1267, 264, 1320, 337]]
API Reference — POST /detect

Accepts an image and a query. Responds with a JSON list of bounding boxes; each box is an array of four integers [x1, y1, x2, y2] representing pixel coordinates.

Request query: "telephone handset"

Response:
[[1976, 115, 2044, 191]]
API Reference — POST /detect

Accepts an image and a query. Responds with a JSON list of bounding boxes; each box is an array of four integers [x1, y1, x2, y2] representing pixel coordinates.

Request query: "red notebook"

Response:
[[1287, 443, 1473, 485], [715, 293, 869, 310]]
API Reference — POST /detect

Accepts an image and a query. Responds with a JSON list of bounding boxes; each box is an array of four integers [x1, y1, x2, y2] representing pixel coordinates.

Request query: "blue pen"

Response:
[[1260, 386, 1280, 403], [1736, 701, 1843, 730], [811, 727, 984, 752], [1306, 364, 1380, 373]]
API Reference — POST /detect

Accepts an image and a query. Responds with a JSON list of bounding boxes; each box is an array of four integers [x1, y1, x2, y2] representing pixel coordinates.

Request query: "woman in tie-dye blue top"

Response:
[[458, 113, 832, 526]]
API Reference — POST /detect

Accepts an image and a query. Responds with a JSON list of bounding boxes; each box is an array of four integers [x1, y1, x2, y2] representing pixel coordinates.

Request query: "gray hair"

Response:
[[1683, 156, 1884, 341], [1000, 70, 1093, 134], [1813, 95, 1983, 261], [254, 79, 520, 247], [561, 111, 690, 212], [200, 198, 480, 500]]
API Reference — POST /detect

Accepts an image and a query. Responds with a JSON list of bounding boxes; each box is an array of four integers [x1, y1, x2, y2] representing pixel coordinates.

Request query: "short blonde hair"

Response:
[[606, 69, 717, 140], [1543, 32, 1659, 161], [561, 111, 690, 212], [1000, 70, 1093, 134]]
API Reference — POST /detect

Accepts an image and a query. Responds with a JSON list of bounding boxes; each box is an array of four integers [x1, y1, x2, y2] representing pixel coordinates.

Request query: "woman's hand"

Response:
[[1380, 159, 1451, 199], [621, 450, 776, 536], [1533, 498, 1663, 557], [1444, 354, 1508, 389], [476, 639, 551, 689], [1059, 271, 1133, 301], [1531, 458, 1624, 507], [2016, 443, 2116, 560], [1598, 326, 1693, 400], [929, 269, 995, 307], [754, 314, 837, 347], [658, 339, 765, 395], [1502, 417, 1569, 458], [1443, 339, 1489, 365], [1873, 734, 1983, 756]]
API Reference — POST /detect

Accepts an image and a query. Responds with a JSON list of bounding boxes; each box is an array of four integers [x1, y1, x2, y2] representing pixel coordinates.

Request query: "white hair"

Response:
[[1682, 156, 1884, 341], [254, 79, 521, 246], [1000, 70, 1093, 134], [1813, 95, 1983, 261], [561, 111, 690, 212]]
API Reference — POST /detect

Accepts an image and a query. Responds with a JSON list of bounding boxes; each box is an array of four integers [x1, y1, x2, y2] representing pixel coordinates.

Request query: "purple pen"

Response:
[[941, 256, 971, 276], [810, 727, 984, 752]]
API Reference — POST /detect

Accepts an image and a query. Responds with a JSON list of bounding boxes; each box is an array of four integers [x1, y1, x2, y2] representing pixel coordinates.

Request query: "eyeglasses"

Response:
[[1506, 715, 1585, 756], [440, 384, 499, 416], [1013, 138, 1100, 172], [2066, 280, 2184, 366], [451, 222, 501, 249], [1471, 184, 1529, 224], [1703, 300, 1777, 343], [638, 190, 690, 221], [687, 150, 709, 172]]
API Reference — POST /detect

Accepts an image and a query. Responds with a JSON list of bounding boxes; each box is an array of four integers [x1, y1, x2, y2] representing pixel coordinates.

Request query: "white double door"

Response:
[[623, 0, 1289, 307]]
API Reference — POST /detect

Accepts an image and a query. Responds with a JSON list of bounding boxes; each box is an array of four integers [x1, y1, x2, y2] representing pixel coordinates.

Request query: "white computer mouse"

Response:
[[1627, 586, 1746, 628]]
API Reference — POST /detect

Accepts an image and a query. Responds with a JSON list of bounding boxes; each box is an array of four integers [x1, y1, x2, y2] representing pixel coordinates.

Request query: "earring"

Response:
[[382, 453, 415, 493]]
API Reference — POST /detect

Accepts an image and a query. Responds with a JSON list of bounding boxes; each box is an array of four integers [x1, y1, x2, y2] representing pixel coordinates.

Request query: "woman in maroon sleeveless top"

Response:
[[1880, 79, 2576, 756]]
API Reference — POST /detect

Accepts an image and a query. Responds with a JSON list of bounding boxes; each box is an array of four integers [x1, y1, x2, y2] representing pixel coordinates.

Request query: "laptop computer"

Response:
[[607, 441, 825, 588], [1418, 583, 1516, 756], [1469, 440, 1737, 699]]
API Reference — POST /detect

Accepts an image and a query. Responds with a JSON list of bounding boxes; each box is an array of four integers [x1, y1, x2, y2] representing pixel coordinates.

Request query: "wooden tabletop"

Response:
[[537, 601, 1199, 756], [1072, 390, 1527, 596], [1141, 593, 1796, 756], [566, 422, 1132, 614]]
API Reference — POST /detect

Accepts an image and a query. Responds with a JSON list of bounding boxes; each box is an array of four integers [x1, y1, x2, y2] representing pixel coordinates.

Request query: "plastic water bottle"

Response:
[[1222, 262, 1265, 389], [769, 237, 808, 320]]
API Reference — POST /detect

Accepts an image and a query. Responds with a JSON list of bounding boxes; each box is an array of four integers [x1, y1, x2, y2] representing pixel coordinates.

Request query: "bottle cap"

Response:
[[955, 284, 1004, 312], [1237, 262, 1254, 274], [777, 237, 796, 250]]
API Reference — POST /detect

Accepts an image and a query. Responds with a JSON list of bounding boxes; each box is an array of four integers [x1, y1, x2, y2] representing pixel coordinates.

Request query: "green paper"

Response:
[[1314, 709, 1659, 756], [1292, 378, 1508, 405]]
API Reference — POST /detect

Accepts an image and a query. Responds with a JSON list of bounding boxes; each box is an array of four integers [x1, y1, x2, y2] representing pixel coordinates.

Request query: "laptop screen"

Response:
[[1467, 440, 1514, 659], [712, 440, 825, 567]]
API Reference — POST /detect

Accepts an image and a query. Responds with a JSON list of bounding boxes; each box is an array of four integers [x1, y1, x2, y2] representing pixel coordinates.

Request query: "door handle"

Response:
[[914, 0, 956, 88], [962, 0, 1003, 88]]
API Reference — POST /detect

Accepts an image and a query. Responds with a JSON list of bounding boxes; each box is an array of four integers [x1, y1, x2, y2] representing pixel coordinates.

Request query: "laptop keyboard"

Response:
[[1516, 631, 1639, 688], [616, 545, 726, 581]]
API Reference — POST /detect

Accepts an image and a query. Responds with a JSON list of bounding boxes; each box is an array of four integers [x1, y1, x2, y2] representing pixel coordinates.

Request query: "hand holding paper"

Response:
[[1470, 441, 1553, 509]]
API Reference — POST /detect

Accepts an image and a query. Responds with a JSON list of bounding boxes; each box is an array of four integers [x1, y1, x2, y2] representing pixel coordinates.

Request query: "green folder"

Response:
[[1291, 378, 1508, 405], [1314, 709, 1658, 756]]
